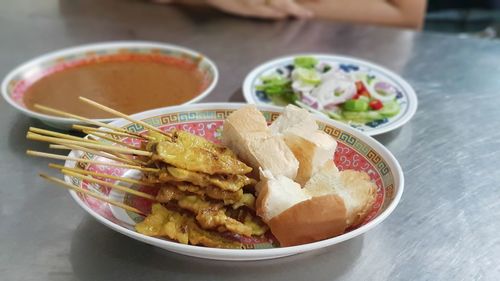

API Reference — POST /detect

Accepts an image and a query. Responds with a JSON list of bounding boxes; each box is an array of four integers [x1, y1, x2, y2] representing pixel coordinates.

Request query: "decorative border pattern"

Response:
[[248, 56, 410, 132], [68, 108, 396, 249]]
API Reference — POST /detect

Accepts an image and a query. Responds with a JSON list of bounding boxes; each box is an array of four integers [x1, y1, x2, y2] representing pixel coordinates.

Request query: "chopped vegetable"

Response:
[[257, 56, 402, 127], [294, 56, 318, 69], [293, 67, 321, 85], [343, 99, 369, 112], [369, 99, 383, 110], [378, 100, 400, 117]]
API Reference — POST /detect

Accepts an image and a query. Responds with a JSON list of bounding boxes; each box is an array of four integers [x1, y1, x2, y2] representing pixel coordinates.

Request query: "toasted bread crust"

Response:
[[268, 195, 347, 247], [339, 170, 377, 226]]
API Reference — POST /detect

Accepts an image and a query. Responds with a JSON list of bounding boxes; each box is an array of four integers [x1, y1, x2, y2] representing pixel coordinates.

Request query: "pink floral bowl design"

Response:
[[1, 41, 218, 129], [62, 103, 404, 261]]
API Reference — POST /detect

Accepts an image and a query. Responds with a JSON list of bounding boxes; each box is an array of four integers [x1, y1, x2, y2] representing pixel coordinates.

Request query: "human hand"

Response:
[[206, 0, 314, 19]]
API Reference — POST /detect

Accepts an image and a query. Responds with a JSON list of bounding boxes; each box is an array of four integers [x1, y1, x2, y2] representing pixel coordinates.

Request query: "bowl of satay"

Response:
[[26, 98, 403, 261], [2, 41, 218, 129]]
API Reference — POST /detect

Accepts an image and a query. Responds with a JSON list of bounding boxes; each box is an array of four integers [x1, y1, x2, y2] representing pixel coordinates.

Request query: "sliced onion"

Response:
[[300, 93, 319, 109], [292, 80, 315, 93], [311, 76, 356, 106], [368, 81, 397, 102]]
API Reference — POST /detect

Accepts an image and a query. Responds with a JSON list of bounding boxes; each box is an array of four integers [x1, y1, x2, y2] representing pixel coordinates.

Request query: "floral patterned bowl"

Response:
[[1, 41, 218, 129], [243, 54, 417, 136], [61, 103, 404, 261]]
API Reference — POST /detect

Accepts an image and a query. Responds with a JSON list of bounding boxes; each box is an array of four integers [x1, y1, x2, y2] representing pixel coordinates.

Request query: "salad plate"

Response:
[[243, 54, 417, 136], [62, 103, 404, 261]]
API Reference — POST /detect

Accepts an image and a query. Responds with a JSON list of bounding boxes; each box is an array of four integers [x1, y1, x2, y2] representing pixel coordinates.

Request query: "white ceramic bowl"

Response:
[[2, 41, 219, 129], [243, 54, 417, 136], [61, 103, 404, 261]]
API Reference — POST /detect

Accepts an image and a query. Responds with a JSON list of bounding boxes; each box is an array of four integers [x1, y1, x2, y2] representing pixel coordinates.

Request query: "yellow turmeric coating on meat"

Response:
[[135, 204, 243, 248], [155, 185, 263, 236], [151, 130, 252, 175]]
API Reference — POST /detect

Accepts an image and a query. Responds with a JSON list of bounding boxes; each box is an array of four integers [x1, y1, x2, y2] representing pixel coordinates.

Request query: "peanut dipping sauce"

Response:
[[23, 55, 206, 119]]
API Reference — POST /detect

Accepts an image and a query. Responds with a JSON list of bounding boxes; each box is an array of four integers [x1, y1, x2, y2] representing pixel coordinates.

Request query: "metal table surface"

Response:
[[1, 1, 499, 280]]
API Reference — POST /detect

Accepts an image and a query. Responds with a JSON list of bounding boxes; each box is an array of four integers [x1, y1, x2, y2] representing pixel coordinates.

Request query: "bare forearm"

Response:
[[298, 0, 427, 29]]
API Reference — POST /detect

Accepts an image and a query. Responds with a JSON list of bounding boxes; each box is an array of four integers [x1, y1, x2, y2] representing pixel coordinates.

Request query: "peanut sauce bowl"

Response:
[[62, 103, 404, 261], [1, 41, 219, 130]]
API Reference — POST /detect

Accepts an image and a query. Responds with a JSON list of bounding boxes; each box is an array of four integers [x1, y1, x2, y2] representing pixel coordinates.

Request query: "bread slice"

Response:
[[256, 169, 347, 247], [255, 169, 310, 222], [268, 194, 347, 247], [224, 105, 270, 134], [270, 105, 337, 185], [222, 105, 299, 179], [304, 162, 377, 227], [269, 104, 319, 135]]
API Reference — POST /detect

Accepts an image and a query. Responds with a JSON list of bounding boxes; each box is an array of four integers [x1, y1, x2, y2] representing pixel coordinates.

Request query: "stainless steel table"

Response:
[[1, 1, 499, 280]]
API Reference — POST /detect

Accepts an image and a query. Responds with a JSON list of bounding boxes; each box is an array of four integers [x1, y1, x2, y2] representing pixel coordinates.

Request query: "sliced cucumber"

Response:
[[342, 111, 383, 123], [378, 100, 400, 117], [325, 110, 344, 121], [293, 67, 321, 85], [343, 99, 369, 112], [294, 56, 318, 69]]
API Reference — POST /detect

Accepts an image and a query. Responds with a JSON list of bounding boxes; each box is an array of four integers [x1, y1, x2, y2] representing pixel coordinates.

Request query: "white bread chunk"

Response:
[[256, 169, 310, 222], [269, 104, 318, 134], [256, 168, 347, 246], [270, 105, 337, 185], [224, 105, 270, 133], [222, 105, 299, 179], [304, 162, 376, 227]]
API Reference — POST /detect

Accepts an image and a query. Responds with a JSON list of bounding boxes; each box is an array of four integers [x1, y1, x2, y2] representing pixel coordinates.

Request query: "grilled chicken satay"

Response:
[[148, 130, 252, 175], [145, 165, 256, 192], [155, 185, 265, 237], [135, 203, 243, 249]]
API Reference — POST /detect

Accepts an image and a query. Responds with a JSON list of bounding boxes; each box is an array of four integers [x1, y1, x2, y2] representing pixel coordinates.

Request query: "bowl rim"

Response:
[[242, 53, 418, 136], [64, 102, 404, 259], [1, 41, 219, 125]]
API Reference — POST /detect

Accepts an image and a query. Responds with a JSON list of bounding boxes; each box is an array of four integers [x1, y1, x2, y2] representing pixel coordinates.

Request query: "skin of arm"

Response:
[[158, 0, 427, 29], [297, 0, 427, 29]]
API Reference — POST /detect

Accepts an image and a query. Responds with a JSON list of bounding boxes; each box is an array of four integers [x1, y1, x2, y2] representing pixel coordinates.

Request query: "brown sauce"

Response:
[[23, 55, 206, 118]]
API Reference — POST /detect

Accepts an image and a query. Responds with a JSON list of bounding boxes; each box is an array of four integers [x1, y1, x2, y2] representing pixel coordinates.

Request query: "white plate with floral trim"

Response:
[[243, 54, 417, 136], [63, 103, 404, 261]]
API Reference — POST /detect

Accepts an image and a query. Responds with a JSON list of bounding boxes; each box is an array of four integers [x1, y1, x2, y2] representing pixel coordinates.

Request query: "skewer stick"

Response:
[[62, 169, 156, 200], [49, 163, 154, 186], [85, 131, 139, 150], [34, 104, 152, 141], [73, 125, 145, 139], [49, 144, 141, 166], [27, 150, 159, 172], [40, 174, 145, 215], [27, 132, 152, 156], [29, 127, 99, 144], [78, 97, 169, 138]]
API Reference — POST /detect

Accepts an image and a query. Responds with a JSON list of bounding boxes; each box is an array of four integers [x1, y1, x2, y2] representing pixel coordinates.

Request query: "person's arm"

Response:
[[159, 0, 313, 19], [298, 0, 427, 29]]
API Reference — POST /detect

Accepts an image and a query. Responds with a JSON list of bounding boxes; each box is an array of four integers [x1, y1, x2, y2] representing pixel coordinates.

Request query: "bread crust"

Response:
[[268, 195, 347, 247], [338, 170, 377, 226]]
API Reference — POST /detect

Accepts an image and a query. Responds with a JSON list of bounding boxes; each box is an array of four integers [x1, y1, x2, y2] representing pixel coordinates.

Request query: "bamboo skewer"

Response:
[[62, 169, 156, 200], [78, 97, 170, 138], [49, 163, 154, 186], [73, 125, 145, 139], [34, 103, 153, 141], [27, 132, 153, 156], [85, 131, 139, 150], [27, 150, 159, 173], [29, 127, 100, 144], [40, 174, 145, 215], [49, 144, 141, 166]]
